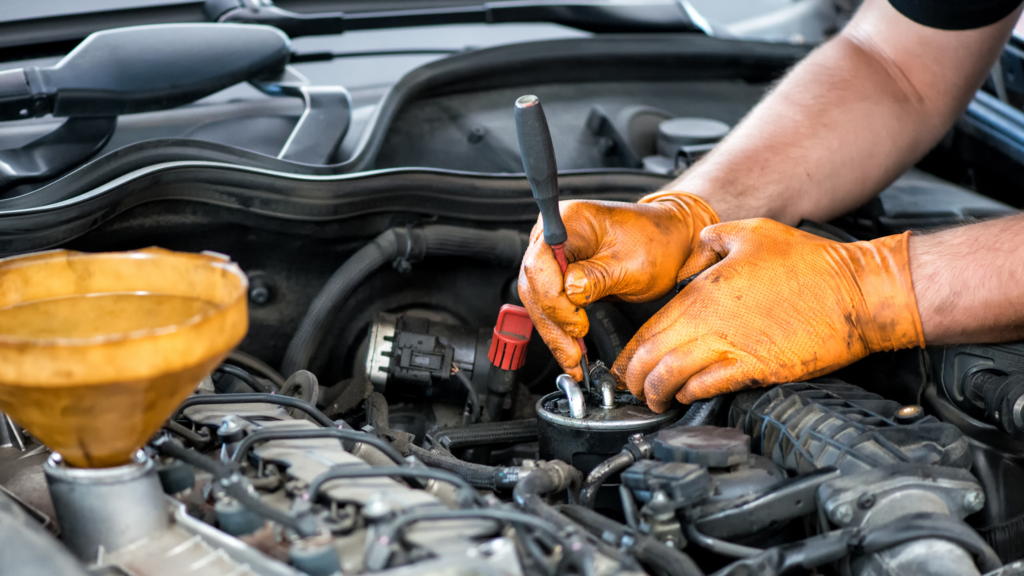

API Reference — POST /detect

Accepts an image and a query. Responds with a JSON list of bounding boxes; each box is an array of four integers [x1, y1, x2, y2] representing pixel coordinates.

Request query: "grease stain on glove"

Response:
[[611, 218, 925, 413], [518, 192, 719, 381]]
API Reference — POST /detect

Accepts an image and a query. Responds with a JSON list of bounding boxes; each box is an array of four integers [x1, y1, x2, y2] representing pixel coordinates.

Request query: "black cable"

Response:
[[172, 393, 335, 427], [559, 505, 703, 576], [163, 420, 211, 448], [685, 523, 762, 558], [857, 513, 1001, 573], [304, 465, 486, 507], [229, 428, 408, 468], [152, 438, 318, 538], [215, 364, 274, 394], [452, 368, 481, 424], [365, 508, 584, 575], [226, 350, 286, 387]]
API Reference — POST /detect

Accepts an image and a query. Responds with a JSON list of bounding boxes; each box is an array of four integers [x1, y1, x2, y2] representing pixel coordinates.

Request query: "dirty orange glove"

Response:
[[518, 192, 719, 381], [613, 218, 926, 413]]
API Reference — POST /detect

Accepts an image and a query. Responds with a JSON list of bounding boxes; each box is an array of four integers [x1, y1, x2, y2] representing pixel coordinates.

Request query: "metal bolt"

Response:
[[468, 126, 486, 144], [362, 497, 394, 522], [964, 490, 985, 513], [831, 503, 854, 525], [248, 281, 271, 305], [857, 492, 876, 510]]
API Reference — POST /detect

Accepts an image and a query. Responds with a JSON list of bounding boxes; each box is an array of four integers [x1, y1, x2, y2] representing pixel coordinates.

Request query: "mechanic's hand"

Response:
[[518, 192, 719, 381], [613, 218, 926, 412]]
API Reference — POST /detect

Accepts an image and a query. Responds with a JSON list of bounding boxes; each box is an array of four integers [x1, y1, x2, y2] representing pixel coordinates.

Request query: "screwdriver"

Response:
[[514, 94, 590, 391]]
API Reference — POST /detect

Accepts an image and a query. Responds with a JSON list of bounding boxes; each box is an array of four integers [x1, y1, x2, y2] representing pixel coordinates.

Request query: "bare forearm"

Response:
[[910, 214, 1024, 344], [666, 0, 1016, 225]]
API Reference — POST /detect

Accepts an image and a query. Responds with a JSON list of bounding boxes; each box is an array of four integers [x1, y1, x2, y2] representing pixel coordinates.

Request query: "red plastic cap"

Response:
[[488, 304, 534, 371]]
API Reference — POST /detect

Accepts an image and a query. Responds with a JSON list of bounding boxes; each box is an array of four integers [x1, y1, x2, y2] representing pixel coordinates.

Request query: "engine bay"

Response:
[[3, 12, 1024, 576]]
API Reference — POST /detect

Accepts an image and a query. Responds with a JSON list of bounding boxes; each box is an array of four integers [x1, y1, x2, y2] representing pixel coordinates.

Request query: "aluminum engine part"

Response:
[[731, 379, 971, 474], [45, 450, 170, 562], [181, 400, 526, 576], [818, 463, 988, 576]]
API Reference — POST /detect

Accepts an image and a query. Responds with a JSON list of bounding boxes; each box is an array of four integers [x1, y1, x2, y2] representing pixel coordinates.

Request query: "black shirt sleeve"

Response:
[[889, 0, 1023, 30]]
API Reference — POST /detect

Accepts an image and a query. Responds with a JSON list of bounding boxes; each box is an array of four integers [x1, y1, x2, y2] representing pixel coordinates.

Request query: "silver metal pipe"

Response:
[[556, 374, 586, 419], [598, 377, 617, 409], [45, 450, 169, 561]]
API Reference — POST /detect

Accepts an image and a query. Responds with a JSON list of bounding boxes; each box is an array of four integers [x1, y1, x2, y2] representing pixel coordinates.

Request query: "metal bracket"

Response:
[[251, 67, 351, 165]]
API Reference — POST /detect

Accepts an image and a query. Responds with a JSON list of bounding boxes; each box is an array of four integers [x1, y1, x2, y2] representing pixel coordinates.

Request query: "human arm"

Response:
[[911, 214, 1024, 344], [669, 0, 1021, 224], [616, 213, 1024, 411]]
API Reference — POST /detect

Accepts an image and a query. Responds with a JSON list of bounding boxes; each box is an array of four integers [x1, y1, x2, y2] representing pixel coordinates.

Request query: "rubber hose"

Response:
[[408, 445, 518, 490], [560, 505, 704, 576], [366, 392, 390, 430], [281, 226, 526, 375], [586, 303, 633, 364], [281, 233, 395, 376], [433, 419, 538, 451], [668, 396, 724, 429], [578, 451, 635, 509], [513, 463, 600, 576]]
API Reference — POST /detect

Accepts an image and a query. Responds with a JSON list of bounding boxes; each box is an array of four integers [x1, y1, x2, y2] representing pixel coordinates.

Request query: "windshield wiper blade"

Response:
[[207, 0, 699, 37]]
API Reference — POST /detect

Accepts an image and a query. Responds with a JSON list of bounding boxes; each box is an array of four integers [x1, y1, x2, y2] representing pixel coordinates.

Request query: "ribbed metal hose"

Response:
[[281, 225, 526, 375]]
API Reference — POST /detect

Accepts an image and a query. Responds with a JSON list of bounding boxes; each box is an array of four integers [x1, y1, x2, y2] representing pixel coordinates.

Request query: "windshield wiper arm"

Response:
[[206, 0, 699, 37]]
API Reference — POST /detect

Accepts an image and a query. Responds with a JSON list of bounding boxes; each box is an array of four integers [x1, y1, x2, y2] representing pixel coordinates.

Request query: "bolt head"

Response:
[[964, 490, 985, 512], [857, 493, 876, 510], [832, 503, 854, 525]]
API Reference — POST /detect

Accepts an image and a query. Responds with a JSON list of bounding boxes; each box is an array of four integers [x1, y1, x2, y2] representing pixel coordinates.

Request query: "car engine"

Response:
[[2, 6, 1024, 576]]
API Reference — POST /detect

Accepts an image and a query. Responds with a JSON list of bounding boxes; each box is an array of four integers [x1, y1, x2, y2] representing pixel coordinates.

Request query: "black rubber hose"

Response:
[[164, 420, 211, 448], [226, 350, 286, 388], [432, 419, 538, 451], [560, 505, 704, 576], [305, 465, 485, 507], [408, 445, 519, 490], [586, 303, 632, 364], [452, 369, 481, 424], [281, 225, 526, 375], [230, 428, 407, 467], [172, 393, 335, 427], [366, 508, 584, 575], [668, 396, 725, 429], [215, 364, 273, 394], [578, 450, 635, 509], [858, 513, 1002, 573], [513, 462, 600, 576], [365, 391, 390, 429], [685, 523, 762, 558], [153, 438, 319, 538]]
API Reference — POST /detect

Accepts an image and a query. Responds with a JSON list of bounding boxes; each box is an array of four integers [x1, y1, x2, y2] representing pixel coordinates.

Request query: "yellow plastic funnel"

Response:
[[0, 248, 248, 468]]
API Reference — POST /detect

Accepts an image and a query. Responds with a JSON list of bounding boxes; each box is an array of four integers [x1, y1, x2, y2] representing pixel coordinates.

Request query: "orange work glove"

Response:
[[518, 192, 719, 381], [613, 218, 926, 413]]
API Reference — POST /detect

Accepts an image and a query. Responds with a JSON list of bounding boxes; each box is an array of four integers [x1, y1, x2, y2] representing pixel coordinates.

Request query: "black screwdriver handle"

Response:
[[515, 94, 567, 246]]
